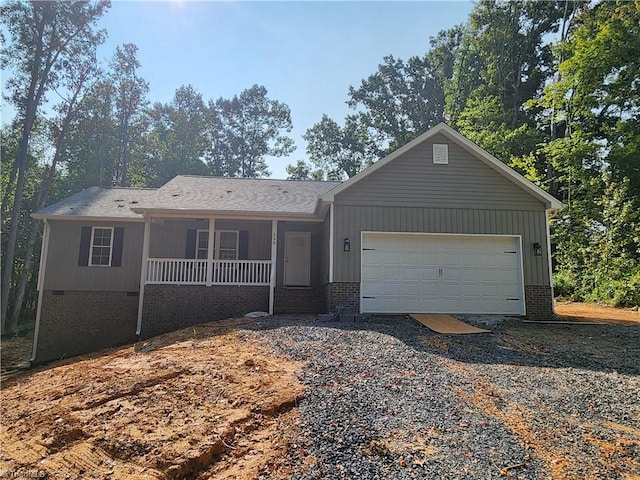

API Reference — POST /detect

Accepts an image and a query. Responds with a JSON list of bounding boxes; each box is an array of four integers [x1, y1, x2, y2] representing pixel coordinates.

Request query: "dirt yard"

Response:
[[1, 302, 638, 479], [555, 301, 640, 325], [0, 320, 304, 479]]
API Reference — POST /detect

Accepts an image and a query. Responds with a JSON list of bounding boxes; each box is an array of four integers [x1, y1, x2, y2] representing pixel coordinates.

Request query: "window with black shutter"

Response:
[[78, 226, 124, 267]]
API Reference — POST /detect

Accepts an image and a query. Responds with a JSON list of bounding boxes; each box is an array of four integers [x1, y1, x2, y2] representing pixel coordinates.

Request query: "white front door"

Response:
[[284, 232, 311, 286]]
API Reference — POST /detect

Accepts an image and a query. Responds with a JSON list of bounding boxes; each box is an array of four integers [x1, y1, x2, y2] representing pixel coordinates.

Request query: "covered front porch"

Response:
[[144, 217, 275, 287], [136, 215, 328, 337]]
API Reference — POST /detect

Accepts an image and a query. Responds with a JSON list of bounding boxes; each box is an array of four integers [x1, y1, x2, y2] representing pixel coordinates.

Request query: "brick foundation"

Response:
[[274, 287, 325, 314], [34, 291, 138, 363], [524, 285, 555, 320], [327, 282, 555, 320], [141, 284, 270, 338], [328, 282, 361, 312], [33, 282, 555, 363]]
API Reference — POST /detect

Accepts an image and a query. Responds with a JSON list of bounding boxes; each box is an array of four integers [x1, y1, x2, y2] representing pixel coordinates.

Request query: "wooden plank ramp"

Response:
[[410, 314, 491, 334]]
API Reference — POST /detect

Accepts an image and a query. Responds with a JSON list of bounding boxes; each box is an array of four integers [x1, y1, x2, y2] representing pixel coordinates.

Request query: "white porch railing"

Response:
[[146, 258, 271, 286]]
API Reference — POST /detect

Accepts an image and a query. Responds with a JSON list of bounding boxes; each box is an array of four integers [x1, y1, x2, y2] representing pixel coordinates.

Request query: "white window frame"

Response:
[[195, 230, 239, 259], [216, 230, 239, 260], [196, 229, 209, 259], [89, 226, 114, 267]]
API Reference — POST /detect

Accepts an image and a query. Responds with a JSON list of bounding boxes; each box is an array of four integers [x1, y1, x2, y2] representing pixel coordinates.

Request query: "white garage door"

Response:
[[361, 233, 525, 315]]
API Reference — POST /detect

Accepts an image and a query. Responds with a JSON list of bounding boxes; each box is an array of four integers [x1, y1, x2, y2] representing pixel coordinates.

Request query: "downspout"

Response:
[[30, 218, 50, 363], [136, 215, 151, 336], [269, 219, 277, 315]]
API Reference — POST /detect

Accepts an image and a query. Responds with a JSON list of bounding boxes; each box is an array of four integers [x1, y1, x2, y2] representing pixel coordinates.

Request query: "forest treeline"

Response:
[[1, 0, 639, 333]]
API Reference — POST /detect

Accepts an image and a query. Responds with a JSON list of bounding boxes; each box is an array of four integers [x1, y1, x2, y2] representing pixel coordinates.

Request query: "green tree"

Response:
[[542, 1, 640, 306], [7, 55, 101, 331], [62, 77, 119, 190], [462, 0, 566, 128], [207, 85, 295, 177], [285, 160, 325, 181], [348, 54, 445, 150], [1, 0, 109, 330], [110, 43, 149, 186], [303, 114, 378, 180], [426, 25, 467, 123], [450, 0, 569, 183], [139, 85, 209, 186]]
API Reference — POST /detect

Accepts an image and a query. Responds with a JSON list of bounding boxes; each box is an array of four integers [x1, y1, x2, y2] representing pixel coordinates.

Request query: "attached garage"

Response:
[[323, 123, 563, 320], [360, 232, 525, 315]]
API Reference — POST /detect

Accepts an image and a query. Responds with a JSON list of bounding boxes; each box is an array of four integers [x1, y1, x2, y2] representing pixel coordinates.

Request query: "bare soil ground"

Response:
[[555, 301, 640, 325], [0, 319, 304, 479], [1, 302, 638, 479]]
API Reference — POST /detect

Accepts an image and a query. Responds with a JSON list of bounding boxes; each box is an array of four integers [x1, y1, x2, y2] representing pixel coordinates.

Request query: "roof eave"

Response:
[[31, 213, 144, 222], [130, 207, 324, 221]]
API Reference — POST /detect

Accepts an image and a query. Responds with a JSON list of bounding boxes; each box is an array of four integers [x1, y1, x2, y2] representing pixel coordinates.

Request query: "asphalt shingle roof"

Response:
[[33, 187, 157, 219], [34, 176, 342, 219], [133, 176, 342, 216]]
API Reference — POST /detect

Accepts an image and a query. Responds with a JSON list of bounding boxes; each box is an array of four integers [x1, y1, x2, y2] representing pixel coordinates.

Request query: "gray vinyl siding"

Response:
[[44, 220, 144, 291], [332, 205, 550, 286], [149, 219, 272, 259], [335, 133, 545, 211]]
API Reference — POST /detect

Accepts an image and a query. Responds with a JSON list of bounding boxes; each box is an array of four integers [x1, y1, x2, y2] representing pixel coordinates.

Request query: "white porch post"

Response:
[[206, 217, 215, 286], [329, 203, 335, 283], [269, 219, 277, 315], [136, 215, 151, 336], [30, 218, 51, 363]]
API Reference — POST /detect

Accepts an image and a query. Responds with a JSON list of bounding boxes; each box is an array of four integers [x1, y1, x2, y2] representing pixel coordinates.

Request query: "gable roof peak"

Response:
[[322, 123, 563, 212]]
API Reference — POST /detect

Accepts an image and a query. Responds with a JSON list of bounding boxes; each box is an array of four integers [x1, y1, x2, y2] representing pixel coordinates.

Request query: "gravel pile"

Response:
[[240, 315, 639, 480]]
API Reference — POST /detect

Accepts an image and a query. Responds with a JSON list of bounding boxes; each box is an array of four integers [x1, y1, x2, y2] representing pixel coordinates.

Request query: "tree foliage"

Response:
[[348, 54, 446, 150], [541, 1, 640, 305], [1, 0, 109, 331], [207, 85, 295, 178], [302, 114, 378, 180], [140, 85, 209, 187]]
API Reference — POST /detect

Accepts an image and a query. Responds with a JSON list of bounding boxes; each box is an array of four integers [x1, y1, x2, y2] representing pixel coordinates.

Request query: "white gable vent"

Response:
[[433, 143, 449, 164]]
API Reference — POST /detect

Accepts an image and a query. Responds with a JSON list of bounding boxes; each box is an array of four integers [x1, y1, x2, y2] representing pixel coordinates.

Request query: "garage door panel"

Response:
[[361, 233, 524, 315], [442, 268, 460, 281], [402, 253, 421, 265], [461, 268, 484, 281], [383, 266, 419, 281], [420, 268, 439, 281]]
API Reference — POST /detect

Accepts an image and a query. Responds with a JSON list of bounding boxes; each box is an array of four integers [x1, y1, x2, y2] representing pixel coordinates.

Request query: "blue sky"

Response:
[[5, 1, 476, 179]]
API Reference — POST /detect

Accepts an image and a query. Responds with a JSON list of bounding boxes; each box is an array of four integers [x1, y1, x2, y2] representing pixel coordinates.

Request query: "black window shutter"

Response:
[[78, 226, 92, 266], [239, 230, 249, 260], [186, 229, 197, 259], [111, 227, 125, 267]]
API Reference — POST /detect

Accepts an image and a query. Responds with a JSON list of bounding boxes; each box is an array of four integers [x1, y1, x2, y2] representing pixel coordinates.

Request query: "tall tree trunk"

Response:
[[1, 160, 18, 217], [9, 158, 60, 331], [1, 9, 49, 330], [8, 66, 91, 331], [120, 124, 129, 186]]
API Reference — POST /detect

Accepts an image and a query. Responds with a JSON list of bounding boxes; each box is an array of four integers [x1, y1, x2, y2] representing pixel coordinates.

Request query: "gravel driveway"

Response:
[[240, 315, 639, 480]]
